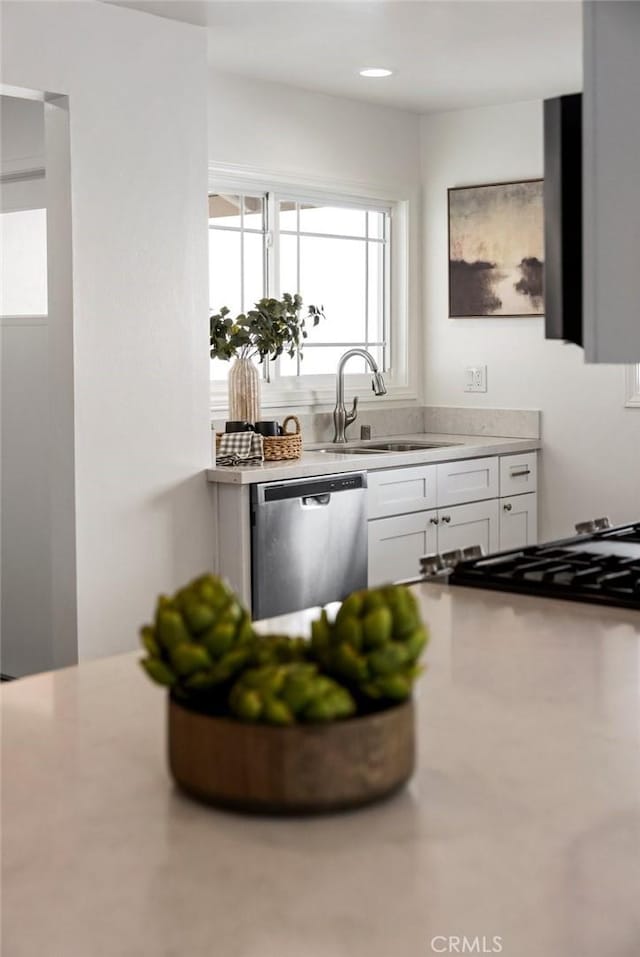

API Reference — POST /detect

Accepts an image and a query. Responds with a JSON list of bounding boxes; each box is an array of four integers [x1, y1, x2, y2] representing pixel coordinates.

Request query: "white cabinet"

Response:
[[368, 464, 436, 519], [499, 452, 537, 497], [583, 1, 640, 362], [499, 493, 538, 551], [436, 457, 498, 507], [497, 453, 538, 551], [367, 452, 538, 585], [368, 511, 438, 587], [437, 500, 500, 556], [368, 500, 500, 586]]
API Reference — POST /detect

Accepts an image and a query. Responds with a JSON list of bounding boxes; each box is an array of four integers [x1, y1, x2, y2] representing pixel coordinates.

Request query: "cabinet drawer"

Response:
[[500, 452, 537, 497], [368, 465, 437, 519], [499, 493, 538, 550], [436, 457, 498, 507], [368, 511, 438, 586]]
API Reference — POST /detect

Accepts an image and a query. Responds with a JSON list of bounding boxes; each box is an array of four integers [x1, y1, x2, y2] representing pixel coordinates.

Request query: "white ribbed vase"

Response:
[[228, 357, 261, 423]]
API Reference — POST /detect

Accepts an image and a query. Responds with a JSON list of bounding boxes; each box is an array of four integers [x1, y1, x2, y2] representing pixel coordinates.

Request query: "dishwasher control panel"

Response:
[[259, 472, 367, 504]]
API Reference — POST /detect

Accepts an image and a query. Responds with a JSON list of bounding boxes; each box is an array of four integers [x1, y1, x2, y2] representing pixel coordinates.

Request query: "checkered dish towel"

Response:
[[217, 431, 264, 466]]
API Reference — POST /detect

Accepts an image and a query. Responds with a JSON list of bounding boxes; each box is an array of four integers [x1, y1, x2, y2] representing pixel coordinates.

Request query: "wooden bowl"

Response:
[[168, 696, 415, 815]]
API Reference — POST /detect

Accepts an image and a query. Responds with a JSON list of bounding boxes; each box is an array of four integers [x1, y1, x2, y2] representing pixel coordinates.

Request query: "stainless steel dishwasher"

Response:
[[251, 472, 368, 619]]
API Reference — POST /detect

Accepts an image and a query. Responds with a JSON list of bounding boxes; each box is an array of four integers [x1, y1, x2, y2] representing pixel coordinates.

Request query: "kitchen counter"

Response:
[[207, 432, 541, 484], [2, 584, 639, 957]]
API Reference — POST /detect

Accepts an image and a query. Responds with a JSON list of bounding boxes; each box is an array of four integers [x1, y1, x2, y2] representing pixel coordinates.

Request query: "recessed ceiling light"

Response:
[[359, 68, 393, 78]]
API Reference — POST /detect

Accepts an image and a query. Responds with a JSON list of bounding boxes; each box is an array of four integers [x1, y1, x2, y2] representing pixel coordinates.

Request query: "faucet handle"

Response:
[[345, 395, 359, 427]]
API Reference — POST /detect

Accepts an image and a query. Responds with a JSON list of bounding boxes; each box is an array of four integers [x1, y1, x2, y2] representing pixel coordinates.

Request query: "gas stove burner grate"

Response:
[[446, 522, 640, 610]]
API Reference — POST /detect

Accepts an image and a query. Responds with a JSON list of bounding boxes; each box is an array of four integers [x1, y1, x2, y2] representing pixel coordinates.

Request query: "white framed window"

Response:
[[208, 167, 414, 413], [274, 196, 390, 378], [625, 365, 640, 408]]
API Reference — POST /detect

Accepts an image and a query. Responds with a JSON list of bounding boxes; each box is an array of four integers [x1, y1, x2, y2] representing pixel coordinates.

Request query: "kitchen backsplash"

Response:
[[212, 406, 540, 442], [422, 407, 540, 439]]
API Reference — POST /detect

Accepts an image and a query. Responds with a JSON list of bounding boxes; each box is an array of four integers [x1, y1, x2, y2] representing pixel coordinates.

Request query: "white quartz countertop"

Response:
[[207, 432, 541, 484], [2, 584, 639, 957]]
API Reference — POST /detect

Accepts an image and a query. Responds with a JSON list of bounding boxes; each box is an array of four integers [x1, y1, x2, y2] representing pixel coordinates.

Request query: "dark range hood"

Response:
[[543, 92, 582, 347]]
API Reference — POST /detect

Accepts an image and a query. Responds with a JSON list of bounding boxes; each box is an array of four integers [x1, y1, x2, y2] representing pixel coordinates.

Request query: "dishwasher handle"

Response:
[[301, 493, 331, 507]]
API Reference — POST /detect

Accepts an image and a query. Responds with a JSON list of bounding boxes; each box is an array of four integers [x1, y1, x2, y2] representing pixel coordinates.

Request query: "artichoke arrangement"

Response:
[[140, 575, 427, 724], [310, 585, 428, 701], [229, 663, 355, 726]]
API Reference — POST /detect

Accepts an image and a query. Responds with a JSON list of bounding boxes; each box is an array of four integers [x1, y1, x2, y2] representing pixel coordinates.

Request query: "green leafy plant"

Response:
[[209, 293, 325, 364]]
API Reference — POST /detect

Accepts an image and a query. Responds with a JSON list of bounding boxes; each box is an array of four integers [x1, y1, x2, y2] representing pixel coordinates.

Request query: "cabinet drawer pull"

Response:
[[429, 517, 439, 525], [503, 503, 513, 511], [510, 468, 531, 477], [441, 515, 451, 524]]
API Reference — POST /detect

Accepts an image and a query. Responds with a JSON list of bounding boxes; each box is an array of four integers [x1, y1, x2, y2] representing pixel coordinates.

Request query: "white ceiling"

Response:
[[109, 1, 582, 113]]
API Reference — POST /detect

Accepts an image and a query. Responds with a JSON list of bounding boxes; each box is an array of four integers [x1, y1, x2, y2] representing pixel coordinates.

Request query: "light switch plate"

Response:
[[464, 365, 487, 393]]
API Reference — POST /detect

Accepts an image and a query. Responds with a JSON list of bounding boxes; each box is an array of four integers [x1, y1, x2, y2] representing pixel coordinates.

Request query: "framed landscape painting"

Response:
[[448, 179, 544, 317]]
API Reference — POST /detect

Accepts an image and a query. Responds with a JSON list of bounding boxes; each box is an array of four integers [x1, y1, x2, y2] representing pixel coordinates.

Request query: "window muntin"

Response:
[[208, 194, 268, 382], [208, 189, 392, 393]]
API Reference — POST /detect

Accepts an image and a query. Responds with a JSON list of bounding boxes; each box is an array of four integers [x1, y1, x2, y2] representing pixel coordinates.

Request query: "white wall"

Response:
[[0, 94, 46, 211], [421, 100, 640, 540], [1, 2, 212, 664], [208, 70, 422, 188], [1, 95, 44, 164], [1, 321, 52, 675]]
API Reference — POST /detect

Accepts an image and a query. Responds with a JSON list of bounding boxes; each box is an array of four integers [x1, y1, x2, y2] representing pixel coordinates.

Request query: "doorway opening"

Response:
[[0, 86, 77, 677]]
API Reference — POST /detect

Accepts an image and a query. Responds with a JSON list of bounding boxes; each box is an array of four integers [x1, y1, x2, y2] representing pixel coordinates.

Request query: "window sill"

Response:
[[209, 380, 419, 417]]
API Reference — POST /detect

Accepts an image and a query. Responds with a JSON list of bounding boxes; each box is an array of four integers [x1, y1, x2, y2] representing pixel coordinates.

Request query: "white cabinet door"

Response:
[[437, 500, 500, 555], [436, 457, 499, 508], [368, 510, 438, 586], [499, 493, 538, 551], [368, 465, 437, 519]]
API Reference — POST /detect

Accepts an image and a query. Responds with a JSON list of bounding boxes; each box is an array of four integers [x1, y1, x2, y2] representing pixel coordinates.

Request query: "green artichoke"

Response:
[[310, 584, 428, 701], [229, 663, 356, 725], [247, 633, 309, 667], [139, 574, 255, 695]]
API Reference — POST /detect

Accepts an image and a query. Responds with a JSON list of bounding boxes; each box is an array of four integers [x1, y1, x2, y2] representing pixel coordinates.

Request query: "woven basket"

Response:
[[215, 415, 302, 463], [263, 415, 302, 461]]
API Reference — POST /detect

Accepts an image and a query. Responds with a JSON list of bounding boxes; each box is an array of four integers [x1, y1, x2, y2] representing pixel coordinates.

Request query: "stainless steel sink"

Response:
[[309, 446, 385, 455], [364, 441, 458, 452], [307, 440, 460, 454]]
